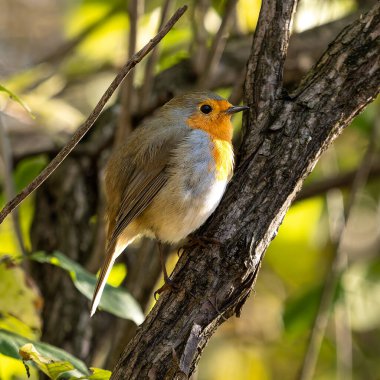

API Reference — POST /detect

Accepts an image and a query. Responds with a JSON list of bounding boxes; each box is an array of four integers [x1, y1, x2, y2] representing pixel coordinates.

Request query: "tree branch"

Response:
[[198, 0, 238, 87], [240, 0, 297, 161], [140, 0, 174, 110], [114, 0, 142, 146], [33, 5, 120, 66], [0, 112, 27, 256], [111, 0, 298, 378], [191, 0, 210, 76], [111, 1, 380, 378], [0, 5, 188, 225], [296, 159, 380, 202]]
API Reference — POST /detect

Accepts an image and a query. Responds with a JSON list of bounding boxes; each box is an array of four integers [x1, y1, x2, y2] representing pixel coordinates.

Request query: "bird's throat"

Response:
[[187, 112, 234, 181], [186, 113, 233, 142]]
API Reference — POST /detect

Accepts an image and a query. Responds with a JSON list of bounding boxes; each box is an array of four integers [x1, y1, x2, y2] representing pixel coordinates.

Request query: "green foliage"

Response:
[[0, 84, 34, 117], [0, 330, 89, 376], [0, 1, 379, 379], [84, 368, 112, 380], [0, 259, 41, 379], [351, 98, 379, 136], [13, 156, 48, 194], [0, 333, 111, 379], [20, 343, 79, 380], [283, 285, 323, 335], [30, 251, 144, 324], [0, 263, 41, 338], [266, 198, 327, 290], [343, 259, 380, 332], [0, 156, 48, 255]]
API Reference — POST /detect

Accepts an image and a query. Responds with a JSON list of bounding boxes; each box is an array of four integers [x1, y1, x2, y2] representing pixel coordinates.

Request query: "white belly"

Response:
[[152, 177, 227, 243], [140, 129, 230, 243]]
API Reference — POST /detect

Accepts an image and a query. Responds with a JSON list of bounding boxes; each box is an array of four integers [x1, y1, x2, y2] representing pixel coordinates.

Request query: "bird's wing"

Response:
[[90, 126, 189, 316], [108, 166, 168, 248], [107, 125, 190, 246], [90, 164, 168, 317]]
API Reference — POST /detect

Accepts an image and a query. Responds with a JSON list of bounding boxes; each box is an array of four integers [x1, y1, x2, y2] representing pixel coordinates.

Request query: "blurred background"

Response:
[[0, 0, 379, 379]]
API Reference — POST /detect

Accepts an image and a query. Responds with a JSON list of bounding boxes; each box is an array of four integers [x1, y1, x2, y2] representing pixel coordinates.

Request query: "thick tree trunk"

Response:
[[111, 1, 380, 378]]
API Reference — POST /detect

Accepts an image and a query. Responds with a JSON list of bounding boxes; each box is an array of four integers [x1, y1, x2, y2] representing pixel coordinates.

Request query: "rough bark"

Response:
[[111, 1, 380, 379]]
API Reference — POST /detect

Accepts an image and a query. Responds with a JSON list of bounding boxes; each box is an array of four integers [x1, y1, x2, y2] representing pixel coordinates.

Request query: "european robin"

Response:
[[90, 91, 248, 316]]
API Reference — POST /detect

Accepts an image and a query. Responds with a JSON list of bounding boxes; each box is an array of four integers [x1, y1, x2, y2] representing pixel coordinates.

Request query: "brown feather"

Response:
[[90, 124, 190, 316], [90, 240, 116, 317]]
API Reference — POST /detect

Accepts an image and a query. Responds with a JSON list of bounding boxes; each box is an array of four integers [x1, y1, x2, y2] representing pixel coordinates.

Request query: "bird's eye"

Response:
[[200, 104, 212, 114]]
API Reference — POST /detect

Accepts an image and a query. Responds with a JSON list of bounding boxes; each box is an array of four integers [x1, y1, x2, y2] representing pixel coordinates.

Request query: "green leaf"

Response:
[[19, 343, 77, 379], [283, 286, 322, 334], [72, 367, 111, 380], [0, 263, 41, 337], [87, 368, 112, 380], [0, 329, 89, 376], [14, 156, 48, 193], [284, 278, 343, 337], [30, 251, 144, 324], [0, 84, 34, 117]]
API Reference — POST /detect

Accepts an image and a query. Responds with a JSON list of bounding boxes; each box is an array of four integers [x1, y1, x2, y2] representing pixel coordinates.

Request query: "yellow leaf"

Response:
[[19, 343, 75, 380]]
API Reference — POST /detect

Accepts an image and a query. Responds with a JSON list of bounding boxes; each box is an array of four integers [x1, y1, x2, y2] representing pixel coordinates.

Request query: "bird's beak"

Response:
[[225, 105, 250, 114]]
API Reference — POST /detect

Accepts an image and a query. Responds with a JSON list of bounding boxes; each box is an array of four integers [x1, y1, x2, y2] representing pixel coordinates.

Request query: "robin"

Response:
[[90, 91, 248, 316]]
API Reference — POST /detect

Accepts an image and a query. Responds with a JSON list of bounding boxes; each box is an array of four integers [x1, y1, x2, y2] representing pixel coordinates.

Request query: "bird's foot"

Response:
[[154, 277, 180, 300], [178, 235, 222, 256]]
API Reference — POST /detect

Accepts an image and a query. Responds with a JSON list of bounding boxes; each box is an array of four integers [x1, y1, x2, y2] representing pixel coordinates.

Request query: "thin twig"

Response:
[[229, 68, 247, 104], [296, 159, 380, 202], [335, 302, 352, 380], [191, 0, 210, 76], [298, 118, 379, 380], [0, 5, 188, 225], [35, 6, 120, 66], [322, 150, 351, 379], [140, 0, 173, 110], [198, 0, 238, 87], [115, 0, 143, 146], [0, 112, 27, 256]]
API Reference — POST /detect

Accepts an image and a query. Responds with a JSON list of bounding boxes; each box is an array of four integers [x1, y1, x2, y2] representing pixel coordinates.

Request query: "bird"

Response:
[[90, 91, 248, 316]]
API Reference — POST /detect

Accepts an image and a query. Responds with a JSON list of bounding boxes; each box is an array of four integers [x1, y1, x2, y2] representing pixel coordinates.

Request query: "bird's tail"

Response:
[[90, 241, 119, 317], [90, 239, 133, 317]]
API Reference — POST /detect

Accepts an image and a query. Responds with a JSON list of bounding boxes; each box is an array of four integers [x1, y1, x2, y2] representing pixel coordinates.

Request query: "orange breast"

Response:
[[186, 98, 234, 181]]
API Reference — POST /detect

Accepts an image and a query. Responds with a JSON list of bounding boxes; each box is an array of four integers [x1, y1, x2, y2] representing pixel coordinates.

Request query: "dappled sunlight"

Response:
[[0, 0, 379, 378]]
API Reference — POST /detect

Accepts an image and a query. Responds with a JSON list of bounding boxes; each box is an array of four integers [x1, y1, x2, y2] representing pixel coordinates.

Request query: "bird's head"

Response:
[[162, 92, 249, 142]]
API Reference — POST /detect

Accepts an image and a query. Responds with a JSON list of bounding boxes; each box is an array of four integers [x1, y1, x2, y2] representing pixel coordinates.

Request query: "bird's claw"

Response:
[[154, 277, 180, 300]]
